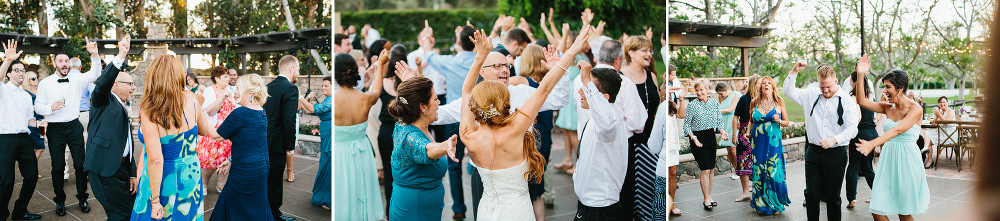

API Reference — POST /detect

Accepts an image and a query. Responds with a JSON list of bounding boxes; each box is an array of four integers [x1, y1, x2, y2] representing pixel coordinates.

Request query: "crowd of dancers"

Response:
[[664, 54, 932, 220], [334, 8, 670, 221], [0, 36, 332, 220]]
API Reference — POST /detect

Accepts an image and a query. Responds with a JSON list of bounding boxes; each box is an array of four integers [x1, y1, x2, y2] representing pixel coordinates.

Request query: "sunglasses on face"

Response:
[[29, 77, 37, 81]]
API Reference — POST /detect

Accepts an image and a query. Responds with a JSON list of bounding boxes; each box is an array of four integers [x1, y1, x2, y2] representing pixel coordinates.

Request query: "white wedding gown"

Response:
[[473, 160, 535, 221]]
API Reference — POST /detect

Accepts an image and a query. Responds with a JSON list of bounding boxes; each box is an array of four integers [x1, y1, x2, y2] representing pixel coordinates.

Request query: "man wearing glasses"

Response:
[[81, 36, 137, 221], [0, 39, 43, 220]]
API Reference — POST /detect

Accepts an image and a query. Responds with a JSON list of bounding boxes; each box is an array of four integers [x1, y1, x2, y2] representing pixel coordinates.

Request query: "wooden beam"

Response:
[[668, 33, 769, 48], [741, 48, 750, 77]]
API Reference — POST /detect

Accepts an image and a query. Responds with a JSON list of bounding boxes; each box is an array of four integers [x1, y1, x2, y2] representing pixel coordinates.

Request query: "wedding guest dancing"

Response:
[[732, 75, 761, 202], [783, 60, 860, 221], [683, 79, 729, 211], [131, 54, 217, 220], [35, 38, 105, 216], [82, 36, 135, 221], [207, 74, 274, 221], [0, 40, 42, 220], [748, 76, 791, 215], [853, 55, 929, 221], [299, 77, 332, 210], [386, 76, 459, 220], [333, 51, 388, 221], [573, 65, 629, 221], [846, 70, 878, 208], [263, 55, 304, 221]]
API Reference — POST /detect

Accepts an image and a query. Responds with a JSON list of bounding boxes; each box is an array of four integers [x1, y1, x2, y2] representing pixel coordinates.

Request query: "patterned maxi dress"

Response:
[[734, 95, 754, 175], [132, 108, 204, 220], [749, 107, 790, 214], [197, 89, 236, 169]]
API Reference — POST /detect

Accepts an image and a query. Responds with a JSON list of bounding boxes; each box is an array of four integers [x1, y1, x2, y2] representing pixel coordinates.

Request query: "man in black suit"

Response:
[[82, 36, 136, 221], [263, 55, 300, 221]]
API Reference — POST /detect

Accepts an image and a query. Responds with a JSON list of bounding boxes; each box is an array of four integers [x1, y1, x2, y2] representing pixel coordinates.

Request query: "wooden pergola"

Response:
[[0, 27, 331, 74], [668, 19, 774, 77]]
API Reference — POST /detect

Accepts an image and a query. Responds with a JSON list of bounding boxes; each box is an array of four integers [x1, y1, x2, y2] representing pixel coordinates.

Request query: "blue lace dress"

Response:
[[311, 97, 331, 207], [388, 123, 448, 220]]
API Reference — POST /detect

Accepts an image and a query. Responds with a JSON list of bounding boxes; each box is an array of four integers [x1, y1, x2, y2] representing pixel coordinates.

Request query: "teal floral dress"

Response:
[[132, 118, 204, 220], [749, 107, 790, 214]]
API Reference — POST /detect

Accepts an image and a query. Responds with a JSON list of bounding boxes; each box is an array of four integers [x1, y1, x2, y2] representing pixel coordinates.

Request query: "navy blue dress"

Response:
[[26, 90, 44, 150], [525, 77, 552, 200], [210, 107, 272, 221]]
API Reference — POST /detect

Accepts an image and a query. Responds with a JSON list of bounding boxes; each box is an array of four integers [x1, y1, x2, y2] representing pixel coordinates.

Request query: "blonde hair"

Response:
[[22, 71, 37, 90], [469, 81, 545, 184], [278, 55, 299, 74], [692, 78, 711, 91], [236, 74, 269, 105], [519, 44, 549, 82], [140, 55, 187, 129], [747, 75, 762, 102], [816, 64, 836, 80], [623, 36, 653, 63]]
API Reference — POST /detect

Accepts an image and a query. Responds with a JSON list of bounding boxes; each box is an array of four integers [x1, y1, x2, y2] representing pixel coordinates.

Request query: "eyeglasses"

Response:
[[12, 69, 26, 73], [482, 63, 511, 70], [29, 78, 36, 81], [116, 81, 134, 86]]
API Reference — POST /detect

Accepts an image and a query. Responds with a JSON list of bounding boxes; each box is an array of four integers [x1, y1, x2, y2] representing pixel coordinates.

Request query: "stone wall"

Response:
[[674, 137, 806, 183]]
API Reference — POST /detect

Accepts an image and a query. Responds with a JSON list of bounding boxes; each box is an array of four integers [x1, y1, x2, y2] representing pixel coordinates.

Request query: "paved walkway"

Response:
[[670, 156, 978, 221], [6, 146, 331, 220]]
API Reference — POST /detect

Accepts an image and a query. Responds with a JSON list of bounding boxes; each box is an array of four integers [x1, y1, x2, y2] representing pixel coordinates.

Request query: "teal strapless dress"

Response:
[[334, 122, 385, 221], [870, 119, 930, 215], [132, 125, 205, 221]]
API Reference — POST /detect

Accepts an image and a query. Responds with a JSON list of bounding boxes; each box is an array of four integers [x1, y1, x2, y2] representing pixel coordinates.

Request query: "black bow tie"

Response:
[[57, 78, 69, 83]]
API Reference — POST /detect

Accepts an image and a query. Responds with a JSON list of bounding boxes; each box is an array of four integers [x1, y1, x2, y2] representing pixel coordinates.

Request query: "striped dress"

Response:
[[633, 73, 661, 220]]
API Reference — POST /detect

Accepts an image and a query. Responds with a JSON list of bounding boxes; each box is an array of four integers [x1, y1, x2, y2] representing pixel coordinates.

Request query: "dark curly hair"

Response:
[[387, 77, 434, 124], [881, 69, 909, 93], [334, 53, 360, 87]]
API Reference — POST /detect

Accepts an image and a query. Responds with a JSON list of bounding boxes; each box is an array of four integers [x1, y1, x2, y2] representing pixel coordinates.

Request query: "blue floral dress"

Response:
[[750, 107, 790, 214], [132, 110, 204, 220]]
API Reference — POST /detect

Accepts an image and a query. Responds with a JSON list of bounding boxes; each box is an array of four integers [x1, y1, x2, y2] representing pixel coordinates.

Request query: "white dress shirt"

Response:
[[36, 56, 119, 123], [364, 29, 381, 48], [646, 101, 673, 177], [574, 82, 629, 207], [110, 92, 132, 158], [201, 85, 236, 126], [407, 48, 446, 96], [430, 73, 571, 125], [783, 74, 860, 147], [0, 81, 34, 134], [574, 64, 648, 139]]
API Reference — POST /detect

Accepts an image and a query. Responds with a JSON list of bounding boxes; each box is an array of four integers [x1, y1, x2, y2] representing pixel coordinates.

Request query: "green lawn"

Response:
[[780, 93, 805, 122]]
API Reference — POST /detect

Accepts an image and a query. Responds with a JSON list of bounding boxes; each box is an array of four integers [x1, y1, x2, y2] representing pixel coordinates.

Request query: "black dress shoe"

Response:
[[80, 201, 91, 213], [11, 213, 41, 220], [277, 215, 296, 221], [55, 204, 66, 216]]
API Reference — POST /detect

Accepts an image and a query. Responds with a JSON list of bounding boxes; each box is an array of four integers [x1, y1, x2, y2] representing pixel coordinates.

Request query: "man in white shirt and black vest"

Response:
[[34, 38, 104, 216], [573, 64, 629, 221], [783, 61, 860, 221], [0, 40, 43, 220]]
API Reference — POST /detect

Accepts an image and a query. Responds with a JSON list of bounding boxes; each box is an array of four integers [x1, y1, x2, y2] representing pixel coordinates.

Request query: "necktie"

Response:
[[57, 78, 69, 83]]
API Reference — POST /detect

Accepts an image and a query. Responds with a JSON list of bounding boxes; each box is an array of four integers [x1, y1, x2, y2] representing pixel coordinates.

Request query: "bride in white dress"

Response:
[[458, 28, 592, 221]]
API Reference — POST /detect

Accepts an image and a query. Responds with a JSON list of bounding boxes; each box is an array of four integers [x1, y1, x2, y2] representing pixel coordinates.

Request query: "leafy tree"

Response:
[[52, 0, 123, 38], [0, 0, 41, 34]]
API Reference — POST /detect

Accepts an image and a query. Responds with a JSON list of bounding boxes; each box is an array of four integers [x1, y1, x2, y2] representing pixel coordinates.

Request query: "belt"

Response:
[[49, 119, 81, 124], [0, 133, 29, 137], [806, 143, 846, 149], [577, 201, 620, 212]]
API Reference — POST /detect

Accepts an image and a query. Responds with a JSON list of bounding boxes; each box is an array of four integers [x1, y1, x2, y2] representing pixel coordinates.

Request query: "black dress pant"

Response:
[[47, 119, 89, 204], [618, 136, 638, 220], [846, 128, 878, 202], [268, 150, 287, 219], [89, 157, 134, 221], [377, 121, 395, 215], [574, 201, 624, 221], [804, 143, 848, 221], [0, 133, 38, 220]]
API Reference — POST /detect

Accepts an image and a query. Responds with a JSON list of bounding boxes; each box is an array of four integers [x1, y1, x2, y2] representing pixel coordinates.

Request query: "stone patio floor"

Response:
[[6, 146, 331, 221]]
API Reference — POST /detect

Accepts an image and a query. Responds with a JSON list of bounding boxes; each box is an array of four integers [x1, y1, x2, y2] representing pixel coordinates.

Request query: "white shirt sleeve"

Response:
[[647, 102, 668, 155], [431, 97, 463, 125], [201, 86, 218, 116], [616, 76, 648, 135], [79, 56, 104, 85], [583, 82, 621, 142], [34, 80, 53, 116], [783, 74, 809, 106], [538, 74, 572, 111]]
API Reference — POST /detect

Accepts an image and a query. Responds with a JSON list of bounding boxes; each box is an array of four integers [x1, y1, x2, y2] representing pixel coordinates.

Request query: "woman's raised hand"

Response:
[[542, 45, 560, 69]]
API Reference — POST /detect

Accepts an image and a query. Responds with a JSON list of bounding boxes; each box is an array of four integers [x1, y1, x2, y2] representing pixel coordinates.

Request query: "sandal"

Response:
[[735, 196, 751, 202], [670, 208, 682, 216], [703, 202, 714, 211], [286, 169, 295, 182], [847, 200, 857, 208], [711, 201, 718, 207]]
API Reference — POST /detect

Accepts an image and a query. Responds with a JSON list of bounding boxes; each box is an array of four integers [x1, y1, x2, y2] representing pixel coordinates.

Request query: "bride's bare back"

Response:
[[464, 112, 532, 170]]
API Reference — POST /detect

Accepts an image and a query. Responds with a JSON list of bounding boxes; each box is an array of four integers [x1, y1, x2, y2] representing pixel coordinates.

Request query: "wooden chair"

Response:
[[934, 122, 962, 171], [960, 125, 980, 171]]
